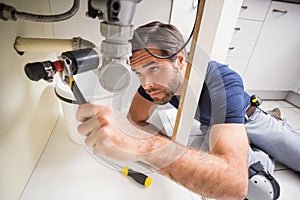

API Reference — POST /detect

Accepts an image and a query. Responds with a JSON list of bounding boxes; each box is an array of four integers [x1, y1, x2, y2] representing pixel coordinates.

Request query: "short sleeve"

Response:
[[204, 61, 246, 125]]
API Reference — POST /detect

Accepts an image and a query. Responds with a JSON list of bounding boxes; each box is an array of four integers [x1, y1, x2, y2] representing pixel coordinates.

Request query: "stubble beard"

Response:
[[150, 72, 182, 105], [152, 90, 175, 105]]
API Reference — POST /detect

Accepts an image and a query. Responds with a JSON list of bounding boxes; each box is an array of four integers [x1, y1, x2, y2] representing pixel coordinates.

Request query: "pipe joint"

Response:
[[0, 3, 17, 21]]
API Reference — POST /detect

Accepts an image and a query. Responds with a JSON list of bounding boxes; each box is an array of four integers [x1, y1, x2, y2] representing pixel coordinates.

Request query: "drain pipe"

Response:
[[14, 37, 96, 55]]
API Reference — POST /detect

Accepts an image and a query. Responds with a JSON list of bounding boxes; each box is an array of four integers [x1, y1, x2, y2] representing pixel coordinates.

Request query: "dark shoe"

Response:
[[267, 108, 282, 121]]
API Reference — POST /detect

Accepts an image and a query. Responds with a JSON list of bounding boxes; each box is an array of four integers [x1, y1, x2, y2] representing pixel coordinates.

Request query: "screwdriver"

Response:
[[69, 77, 152, 187], [69, 77, 87, 104], [121, 166, 152, 187]]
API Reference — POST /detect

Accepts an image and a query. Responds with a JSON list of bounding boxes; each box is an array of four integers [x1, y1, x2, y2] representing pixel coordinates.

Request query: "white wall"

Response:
[[50, 0, 102, 46], [133, 0, 172, 27], [0, 1, 60, 199]]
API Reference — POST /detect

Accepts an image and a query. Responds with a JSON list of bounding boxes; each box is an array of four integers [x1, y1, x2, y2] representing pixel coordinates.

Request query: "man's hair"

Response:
[[130, 21, 186, 61]]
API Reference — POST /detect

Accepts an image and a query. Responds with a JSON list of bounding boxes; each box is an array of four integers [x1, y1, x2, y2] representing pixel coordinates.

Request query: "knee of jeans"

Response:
[[248, 147, 275, 174]]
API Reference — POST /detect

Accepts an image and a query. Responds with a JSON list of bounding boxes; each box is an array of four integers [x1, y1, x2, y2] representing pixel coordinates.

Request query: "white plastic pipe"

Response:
[[14, 37, 96, 53], [14, 37, 73, 53]]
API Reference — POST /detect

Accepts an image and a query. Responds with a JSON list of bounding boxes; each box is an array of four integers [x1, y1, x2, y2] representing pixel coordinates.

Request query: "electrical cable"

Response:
[[14, 0, 79, 22], [133, 0, 201, 59]]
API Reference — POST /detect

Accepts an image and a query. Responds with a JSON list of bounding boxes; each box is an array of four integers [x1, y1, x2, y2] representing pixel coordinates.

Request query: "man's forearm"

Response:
[[142, 136, 248, 199], [160, 147, 247, 199], [132, 121, 169, 138]]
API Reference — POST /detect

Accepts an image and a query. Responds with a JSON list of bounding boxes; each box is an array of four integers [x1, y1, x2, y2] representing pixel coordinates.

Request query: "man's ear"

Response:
[[176, 50, 186, 70]]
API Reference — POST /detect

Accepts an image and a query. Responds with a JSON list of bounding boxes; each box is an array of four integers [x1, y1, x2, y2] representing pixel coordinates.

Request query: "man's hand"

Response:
[[76, 103, 161, 161]]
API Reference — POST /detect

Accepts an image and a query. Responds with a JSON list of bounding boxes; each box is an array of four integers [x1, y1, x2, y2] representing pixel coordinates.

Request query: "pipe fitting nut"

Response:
[[0, 3, 17, 21]]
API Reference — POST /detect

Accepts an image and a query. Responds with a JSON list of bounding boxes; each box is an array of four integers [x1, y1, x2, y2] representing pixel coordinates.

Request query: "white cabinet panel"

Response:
[[226, 38, 256, 58], [239, 0, 271, 21], [225, 1, 267, 79], [232, 19, 263, 40], [244, 1, 300, 91]]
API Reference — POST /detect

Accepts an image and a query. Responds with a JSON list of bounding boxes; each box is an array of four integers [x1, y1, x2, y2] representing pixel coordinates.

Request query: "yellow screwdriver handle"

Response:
[[122, 166, 152, 187]]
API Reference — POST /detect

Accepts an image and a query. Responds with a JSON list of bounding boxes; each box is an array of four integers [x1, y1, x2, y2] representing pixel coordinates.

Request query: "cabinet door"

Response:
[[227, 38, 256, 58], [239, 0, 271, 21], [244, 1, 300, 91], [232, 19, 263, 41]]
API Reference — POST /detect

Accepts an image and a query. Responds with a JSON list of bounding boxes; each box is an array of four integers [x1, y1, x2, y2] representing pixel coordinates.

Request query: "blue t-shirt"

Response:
[[138, 61, 250, 126]]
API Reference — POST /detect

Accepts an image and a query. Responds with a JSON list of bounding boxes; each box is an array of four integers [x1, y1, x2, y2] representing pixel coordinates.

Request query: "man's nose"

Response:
[[142, 82, 154, 90], [140, 76, 153, 88]]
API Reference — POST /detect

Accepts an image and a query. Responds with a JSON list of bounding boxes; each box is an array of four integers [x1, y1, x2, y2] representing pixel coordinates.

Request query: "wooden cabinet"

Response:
[[243, 1, 300, 92]]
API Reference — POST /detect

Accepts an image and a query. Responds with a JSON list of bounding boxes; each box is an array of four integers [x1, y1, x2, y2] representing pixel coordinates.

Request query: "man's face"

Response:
[[130, 49, 184, 105]]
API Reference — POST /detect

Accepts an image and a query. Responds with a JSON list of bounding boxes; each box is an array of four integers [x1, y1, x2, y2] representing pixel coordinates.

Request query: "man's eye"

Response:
[[149, 66, 158, 72], [135, 72, 141, 77]]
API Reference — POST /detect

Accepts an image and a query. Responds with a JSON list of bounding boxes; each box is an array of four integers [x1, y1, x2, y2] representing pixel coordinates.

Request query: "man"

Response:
[[76, 21, 299, 199], [127, 22, 300, 173]]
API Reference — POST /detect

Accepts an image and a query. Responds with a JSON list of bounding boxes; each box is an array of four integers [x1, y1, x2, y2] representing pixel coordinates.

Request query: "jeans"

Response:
[[196, 124, 276, 174], [188, 108, 300, 175], [245, 108, 300, 172]]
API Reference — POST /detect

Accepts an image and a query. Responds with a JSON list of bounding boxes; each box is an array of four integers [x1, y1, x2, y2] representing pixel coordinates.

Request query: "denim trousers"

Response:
[[245, 108, 300, 173], [189, 108, 300, 175]]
